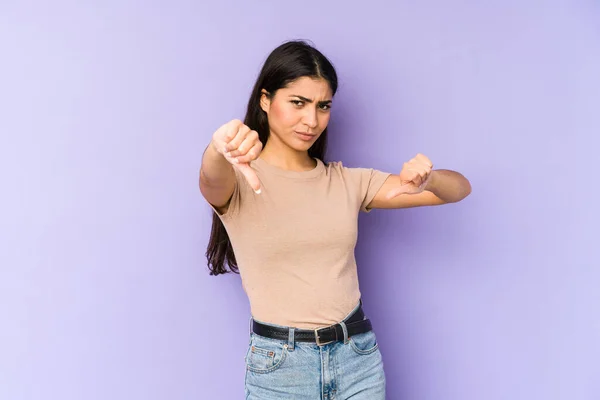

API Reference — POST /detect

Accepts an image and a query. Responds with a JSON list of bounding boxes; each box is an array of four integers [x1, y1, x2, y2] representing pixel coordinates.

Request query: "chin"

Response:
[[297, 140, 318, 151], [286, 137, 317, 151]]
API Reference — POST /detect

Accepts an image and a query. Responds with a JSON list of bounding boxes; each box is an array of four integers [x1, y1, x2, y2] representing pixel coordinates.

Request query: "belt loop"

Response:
[[288, 327, 295, 351], [339, 320, 349, 344]]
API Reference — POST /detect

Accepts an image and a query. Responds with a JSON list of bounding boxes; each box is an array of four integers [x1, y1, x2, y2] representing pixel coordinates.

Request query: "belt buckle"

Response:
[[314, 326, 335, 346]]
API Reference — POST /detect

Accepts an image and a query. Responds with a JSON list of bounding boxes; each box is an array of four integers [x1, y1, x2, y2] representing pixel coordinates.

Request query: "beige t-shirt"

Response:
[[208, 157, 391, 329]]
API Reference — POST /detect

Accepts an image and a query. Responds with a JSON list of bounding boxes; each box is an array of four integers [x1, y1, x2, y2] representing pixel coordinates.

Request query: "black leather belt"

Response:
[[251, 301, 372, 346]]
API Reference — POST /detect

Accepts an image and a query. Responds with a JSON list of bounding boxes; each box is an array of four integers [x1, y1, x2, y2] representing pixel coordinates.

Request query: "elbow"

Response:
[[444, 176, 471, 204], [455, 178, 472, 202]]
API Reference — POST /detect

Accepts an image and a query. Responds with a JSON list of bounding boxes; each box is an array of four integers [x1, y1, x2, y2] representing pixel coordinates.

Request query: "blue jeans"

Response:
[[244, 301, 386, 399]]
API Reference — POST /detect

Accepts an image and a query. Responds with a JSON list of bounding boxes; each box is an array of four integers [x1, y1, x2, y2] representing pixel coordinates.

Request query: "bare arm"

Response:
[[421, 169, 471, 203], [367, 153, 471, 209], [368, 169, 471, 209], [199, 119, 263, 214], [199, 140, 236, 213]]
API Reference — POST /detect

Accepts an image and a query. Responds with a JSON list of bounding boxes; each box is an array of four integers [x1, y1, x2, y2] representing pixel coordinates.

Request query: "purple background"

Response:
[[1, 1, 598, 399]]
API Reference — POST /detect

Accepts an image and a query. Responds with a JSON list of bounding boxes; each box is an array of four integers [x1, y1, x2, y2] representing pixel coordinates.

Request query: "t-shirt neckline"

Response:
[[252, 156, 325, 179]]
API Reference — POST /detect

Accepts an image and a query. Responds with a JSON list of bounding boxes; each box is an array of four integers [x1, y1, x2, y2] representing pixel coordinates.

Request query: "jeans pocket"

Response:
[[349, 330, 379, 355], [245, 333, 289, 374]]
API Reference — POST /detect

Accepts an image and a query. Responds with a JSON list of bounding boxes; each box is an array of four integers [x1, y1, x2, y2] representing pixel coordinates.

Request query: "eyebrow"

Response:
[[289, 94, 332, 105]]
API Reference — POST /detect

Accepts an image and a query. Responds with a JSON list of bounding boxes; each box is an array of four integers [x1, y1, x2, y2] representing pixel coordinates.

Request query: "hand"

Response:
[[385, 153, 434, 199], [211, 119, 263, 194]]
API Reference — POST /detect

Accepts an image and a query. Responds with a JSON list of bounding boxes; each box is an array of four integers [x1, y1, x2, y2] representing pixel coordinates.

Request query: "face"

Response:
[[260, 76, 333, 152]]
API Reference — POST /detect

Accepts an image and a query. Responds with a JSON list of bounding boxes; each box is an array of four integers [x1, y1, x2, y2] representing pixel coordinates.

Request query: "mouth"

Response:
[[295, 131, 317, 141]]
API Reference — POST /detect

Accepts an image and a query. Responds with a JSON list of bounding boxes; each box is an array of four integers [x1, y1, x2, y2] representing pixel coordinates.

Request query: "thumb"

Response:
[[233, 163, 262, 194]]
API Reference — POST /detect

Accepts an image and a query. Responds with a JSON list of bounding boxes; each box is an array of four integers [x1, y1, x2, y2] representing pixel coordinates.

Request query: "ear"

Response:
[[260, 89, 271, 113]]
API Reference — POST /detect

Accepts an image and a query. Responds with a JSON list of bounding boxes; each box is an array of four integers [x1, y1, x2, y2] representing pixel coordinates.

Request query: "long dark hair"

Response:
[[206, 40, 339, 276]]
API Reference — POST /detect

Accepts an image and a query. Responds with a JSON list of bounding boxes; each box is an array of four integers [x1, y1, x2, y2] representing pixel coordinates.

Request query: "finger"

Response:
[[408, 158, 431, 173], [419, 173, 432, 190], [417, 166, 431, 184], [400, 165, 420, 181], [225, 125, 251, 152], [227, 131, 259, 158], [415, 153, 433, 169], [413, 164, 432, 184], [214, 120, 242, 154], [414, 161, 432, 174], [406, 168, 423, 187], [233, 163, 262, 194], [223, 151, 239, 165], [401, 161, 426, 175], [232, 142, 262, 164]]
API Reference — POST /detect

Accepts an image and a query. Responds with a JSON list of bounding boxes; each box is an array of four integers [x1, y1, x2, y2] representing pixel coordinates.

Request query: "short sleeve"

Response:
[[338, 163, 392, 213], [358, 168, 392, 212], [205, 166, 247, 220]]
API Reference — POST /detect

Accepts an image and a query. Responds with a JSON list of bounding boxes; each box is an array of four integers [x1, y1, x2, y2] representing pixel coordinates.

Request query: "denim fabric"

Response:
[[244, 303, 386, 399]]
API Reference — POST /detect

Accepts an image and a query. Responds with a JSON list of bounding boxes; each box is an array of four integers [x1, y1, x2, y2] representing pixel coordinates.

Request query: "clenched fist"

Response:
[[211, 119, 263, 194], [385, 153, 434, 199]]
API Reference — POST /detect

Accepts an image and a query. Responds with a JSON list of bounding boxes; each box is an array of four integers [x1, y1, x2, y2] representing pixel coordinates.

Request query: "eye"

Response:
[[319, 104, 331, 111], [291, 100, 304, 107]]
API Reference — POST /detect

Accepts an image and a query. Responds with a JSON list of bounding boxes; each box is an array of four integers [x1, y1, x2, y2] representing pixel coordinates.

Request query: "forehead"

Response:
[[280, 77, 333, 99]]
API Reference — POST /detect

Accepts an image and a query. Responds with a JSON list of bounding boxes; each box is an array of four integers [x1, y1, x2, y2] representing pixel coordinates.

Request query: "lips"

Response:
[[295, 132, 317, 141]]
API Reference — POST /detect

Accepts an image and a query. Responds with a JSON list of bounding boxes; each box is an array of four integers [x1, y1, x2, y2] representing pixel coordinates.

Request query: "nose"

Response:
[[302, 106, 318, 130]]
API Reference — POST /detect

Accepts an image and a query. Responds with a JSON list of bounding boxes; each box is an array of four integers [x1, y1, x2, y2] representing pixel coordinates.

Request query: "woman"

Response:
[[199, 40, 471, 399]]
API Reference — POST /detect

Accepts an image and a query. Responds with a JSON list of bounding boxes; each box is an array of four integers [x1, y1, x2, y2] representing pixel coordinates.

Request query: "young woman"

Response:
[[199, 40, 471, 399]]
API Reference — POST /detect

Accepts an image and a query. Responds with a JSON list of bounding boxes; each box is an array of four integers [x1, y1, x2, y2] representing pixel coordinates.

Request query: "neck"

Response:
[[259, 135, 316, 172]]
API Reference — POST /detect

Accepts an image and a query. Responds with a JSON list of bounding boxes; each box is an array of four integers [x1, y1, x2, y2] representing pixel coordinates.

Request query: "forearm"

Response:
[[425, 169, 471, 203], [199, 140, 235, 189]]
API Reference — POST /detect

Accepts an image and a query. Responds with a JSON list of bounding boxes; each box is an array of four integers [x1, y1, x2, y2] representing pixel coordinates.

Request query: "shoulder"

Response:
[[324, 160, 371, 178], [324, 160, 352, 177], [325, 160, 357, 173], [325, 160, 343, 169]]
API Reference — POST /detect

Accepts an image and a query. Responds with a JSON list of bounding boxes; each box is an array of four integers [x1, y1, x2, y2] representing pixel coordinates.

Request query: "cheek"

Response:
[[320, 113, 331, 128], [315, 113, 331, 134], [270, 102, 298, 126]]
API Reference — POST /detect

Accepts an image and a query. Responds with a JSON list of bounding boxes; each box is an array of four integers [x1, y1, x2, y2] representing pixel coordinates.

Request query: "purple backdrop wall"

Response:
[[1, 1, 598, 399]]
